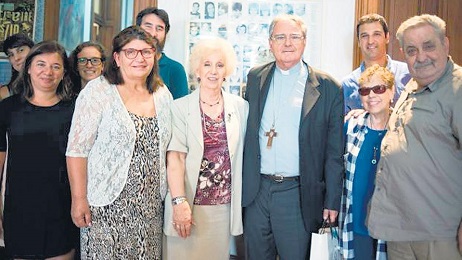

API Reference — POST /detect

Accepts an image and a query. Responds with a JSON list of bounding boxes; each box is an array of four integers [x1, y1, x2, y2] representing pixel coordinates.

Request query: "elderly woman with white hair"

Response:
[[163, 37, 249, 260]]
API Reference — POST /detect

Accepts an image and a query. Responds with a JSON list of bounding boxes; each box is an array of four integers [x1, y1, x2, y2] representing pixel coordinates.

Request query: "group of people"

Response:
[[340, 13, 462, 260], [0, 7, 460, 260]]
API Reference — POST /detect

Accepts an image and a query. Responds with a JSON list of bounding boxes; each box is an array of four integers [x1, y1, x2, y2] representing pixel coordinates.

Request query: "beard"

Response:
[[154, 36, 166, 53]]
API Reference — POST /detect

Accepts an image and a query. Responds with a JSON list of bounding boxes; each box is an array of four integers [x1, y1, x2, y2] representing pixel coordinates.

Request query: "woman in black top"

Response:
[[0, 41, 78, 260]]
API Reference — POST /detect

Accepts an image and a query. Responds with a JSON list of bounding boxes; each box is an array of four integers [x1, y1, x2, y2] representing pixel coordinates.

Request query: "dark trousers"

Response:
[[244, 176, 310, 260]]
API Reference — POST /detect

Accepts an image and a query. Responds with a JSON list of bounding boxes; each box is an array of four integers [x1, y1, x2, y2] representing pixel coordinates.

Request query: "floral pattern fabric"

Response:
[[194, 110, 232, 205]]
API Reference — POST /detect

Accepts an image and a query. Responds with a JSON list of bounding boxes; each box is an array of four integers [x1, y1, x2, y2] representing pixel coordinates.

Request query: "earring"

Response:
[[197, 77, 201, 82], [223, 78, 226, 82]]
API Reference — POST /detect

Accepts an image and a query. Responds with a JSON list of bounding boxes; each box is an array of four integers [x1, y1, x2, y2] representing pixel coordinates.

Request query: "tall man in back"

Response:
[[242, 14, 344, 259], [136, 8, 189, 99], [367, 14, 462, 259], [342, 13, 411, 113]]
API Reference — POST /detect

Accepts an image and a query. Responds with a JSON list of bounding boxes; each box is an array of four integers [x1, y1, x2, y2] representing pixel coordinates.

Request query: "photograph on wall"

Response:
[[0, 0, 35, 54], [186, 0, 323, 97]]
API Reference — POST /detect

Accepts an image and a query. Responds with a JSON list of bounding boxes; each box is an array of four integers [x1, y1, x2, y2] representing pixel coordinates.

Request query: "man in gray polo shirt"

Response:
[[367, 14, 462, 259]]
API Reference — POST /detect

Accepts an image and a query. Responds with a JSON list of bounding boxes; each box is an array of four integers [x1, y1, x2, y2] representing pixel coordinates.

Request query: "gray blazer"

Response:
[[164, 88, 249, 236], [242, 61, 344, 231]]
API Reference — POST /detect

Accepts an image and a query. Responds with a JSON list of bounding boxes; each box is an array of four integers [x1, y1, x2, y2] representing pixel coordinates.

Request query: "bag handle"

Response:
[[319, 218, 338, 239]]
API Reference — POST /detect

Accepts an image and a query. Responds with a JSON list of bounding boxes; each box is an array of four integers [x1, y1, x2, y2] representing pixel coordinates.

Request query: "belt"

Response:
[[261, 174, 299, 182]]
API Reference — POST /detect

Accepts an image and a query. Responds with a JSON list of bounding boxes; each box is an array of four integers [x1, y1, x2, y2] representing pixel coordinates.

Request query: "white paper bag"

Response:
[[309, 226, 341, 260]]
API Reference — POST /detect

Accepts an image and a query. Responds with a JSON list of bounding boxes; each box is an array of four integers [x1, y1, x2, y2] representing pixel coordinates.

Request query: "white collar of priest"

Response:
[[276, 61, 303, 76]]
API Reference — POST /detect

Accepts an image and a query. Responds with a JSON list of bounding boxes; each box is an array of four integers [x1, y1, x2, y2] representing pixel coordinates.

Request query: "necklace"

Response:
[[369, 115, 389, 165], [201, 108, 226, 143], [371, 147, 379, 165], [200, 97, 221, 107], [265, 80, 279, 148], [369, 116, 388, 131], [265, 66, 304, 148]]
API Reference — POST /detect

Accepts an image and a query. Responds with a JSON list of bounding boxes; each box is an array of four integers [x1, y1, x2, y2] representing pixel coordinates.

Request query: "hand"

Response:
[[344, 109, 366, 122], [71, 197, 92, 228], [323, 209, 339, 225], [172, 201, 193, 238]]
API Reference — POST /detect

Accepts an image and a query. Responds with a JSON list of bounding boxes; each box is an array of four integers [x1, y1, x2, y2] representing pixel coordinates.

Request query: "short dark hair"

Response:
[[12, 41, 74, 100], [2, 33, 35, 87], [356, 13, 389, 39], [232, 2, 242, 11], [135, 8, 170, 33], [3, 33, 34, 53], [104, 26, 162, 94]]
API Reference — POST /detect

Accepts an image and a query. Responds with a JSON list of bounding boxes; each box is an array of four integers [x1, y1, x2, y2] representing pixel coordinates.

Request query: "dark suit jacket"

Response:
[[242, 61, 344, 232]]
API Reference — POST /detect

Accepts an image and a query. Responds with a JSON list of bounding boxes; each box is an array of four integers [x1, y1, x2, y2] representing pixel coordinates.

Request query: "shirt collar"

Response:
[[276, 61, 302, 76]]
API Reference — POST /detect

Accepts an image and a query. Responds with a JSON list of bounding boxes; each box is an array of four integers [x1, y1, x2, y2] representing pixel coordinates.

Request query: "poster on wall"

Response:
[[0, 0, 35, 54], [186, 0, 323, 97], [58, 0, 86, 52]]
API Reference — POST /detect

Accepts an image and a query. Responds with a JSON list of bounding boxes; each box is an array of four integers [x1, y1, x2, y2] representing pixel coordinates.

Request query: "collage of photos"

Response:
[[187, 0, 322, 96]]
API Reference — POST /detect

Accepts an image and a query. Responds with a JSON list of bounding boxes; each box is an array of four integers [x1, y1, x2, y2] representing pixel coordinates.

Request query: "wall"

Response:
[[158, 0, 356, 82]]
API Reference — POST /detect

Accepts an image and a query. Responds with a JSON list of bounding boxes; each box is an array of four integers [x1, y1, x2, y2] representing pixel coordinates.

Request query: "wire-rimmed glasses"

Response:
[[270, 34, 305, 44]]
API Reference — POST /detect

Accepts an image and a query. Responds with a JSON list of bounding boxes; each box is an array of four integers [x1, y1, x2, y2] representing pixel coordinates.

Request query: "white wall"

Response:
[[158, 0, 356, 82]]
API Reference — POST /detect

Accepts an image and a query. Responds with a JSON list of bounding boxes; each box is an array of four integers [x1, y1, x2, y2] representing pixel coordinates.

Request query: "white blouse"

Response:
[[66, 76, 172, 206]]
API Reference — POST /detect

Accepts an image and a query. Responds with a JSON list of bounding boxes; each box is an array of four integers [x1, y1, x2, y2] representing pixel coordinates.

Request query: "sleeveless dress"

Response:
[[81, 112, 163, 259]]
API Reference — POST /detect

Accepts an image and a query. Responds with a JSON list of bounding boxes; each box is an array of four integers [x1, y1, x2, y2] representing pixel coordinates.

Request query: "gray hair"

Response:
[[269, 14, 307, 39], [396, 14, 446, 48], [189, 37, 237, 80]]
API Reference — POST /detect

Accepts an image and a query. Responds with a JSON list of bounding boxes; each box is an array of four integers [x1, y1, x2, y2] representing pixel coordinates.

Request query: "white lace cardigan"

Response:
[[66, 76, 172, 206]]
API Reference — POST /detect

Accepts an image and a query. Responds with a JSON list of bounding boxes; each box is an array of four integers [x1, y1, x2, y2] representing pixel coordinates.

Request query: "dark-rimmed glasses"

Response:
[[270, 34, 305, 44], [120, 48, 156, 59], [358, 84, 389, 96], [77, 57, 103, 66]]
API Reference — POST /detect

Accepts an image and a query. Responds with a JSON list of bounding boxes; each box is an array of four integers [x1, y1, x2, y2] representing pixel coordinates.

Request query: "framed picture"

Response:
[[0, 0, 44, 85], [0, 0, 39, 54], [58, 0, 91, 52]]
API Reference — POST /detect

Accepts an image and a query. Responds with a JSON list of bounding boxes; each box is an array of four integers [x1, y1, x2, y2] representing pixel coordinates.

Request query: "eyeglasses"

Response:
[[120, 48, 156, 59], [77, 57, 103, 66], [358, 84, 389, 96], [270, 34, 305, 44]]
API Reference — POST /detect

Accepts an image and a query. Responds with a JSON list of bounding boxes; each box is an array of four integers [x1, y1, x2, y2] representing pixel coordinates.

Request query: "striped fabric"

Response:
[[339, 113, 387, 260]]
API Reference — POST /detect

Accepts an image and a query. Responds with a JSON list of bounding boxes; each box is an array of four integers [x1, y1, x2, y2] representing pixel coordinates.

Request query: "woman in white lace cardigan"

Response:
[[65, 26, 172, 259]]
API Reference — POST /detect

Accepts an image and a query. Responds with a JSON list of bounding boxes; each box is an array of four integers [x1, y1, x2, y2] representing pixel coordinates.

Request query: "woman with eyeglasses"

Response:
[[0, 33, 34, 101], [66, 26, 172, 259], [339, 64, 394, 260], [69, 41, 106, 93]]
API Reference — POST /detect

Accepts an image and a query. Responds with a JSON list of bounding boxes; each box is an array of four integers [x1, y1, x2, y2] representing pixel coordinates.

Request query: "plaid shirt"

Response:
[[339, 113, 387, 260]]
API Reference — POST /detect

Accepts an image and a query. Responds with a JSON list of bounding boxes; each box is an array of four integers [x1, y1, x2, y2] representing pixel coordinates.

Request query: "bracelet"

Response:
[[171, 196, 187, 205]]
